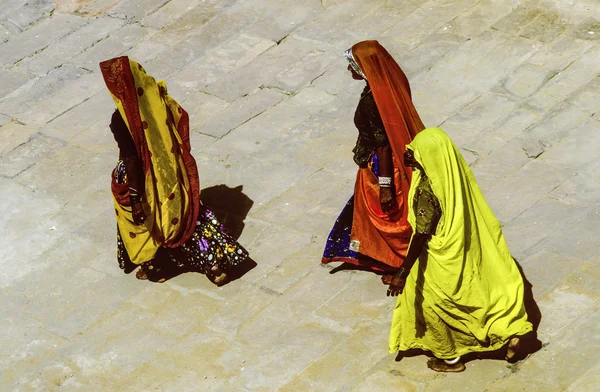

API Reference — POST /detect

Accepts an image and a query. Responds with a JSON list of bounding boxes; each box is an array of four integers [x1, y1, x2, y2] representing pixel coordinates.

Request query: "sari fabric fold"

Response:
[[389, 127, 532, 358], [350, 40, 425, 268], [100, 56, 200, 264]]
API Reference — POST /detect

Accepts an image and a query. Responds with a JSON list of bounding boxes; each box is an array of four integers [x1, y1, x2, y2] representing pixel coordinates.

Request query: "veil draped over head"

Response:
[[389, 127, 532, 357], [349, 40, 425, 268], [100, 56, 200, 264]]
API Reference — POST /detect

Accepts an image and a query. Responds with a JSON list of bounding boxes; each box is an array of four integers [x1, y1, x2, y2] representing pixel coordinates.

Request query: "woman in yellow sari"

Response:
[[101, 56, 248, 284], [383, 127, 532, 372]]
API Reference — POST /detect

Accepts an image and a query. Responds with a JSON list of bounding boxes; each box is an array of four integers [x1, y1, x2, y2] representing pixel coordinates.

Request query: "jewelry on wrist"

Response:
[[130, 193, 141, 204], [379, 176, 392, 188], [395, 267, 410, 279]]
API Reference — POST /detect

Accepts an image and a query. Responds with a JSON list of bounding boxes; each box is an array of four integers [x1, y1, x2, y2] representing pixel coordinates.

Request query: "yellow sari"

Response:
[[100, 57, 200, 265], [389, 127, 532, 359]]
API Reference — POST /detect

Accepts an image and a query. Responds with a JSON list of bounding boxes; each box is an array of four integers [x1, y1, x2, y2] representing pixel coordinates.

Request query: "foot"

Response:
[[506, 337, 520, 360], [136, 269, 148, 280], [426, 358, 466, 373], [210, 265, 228, 286]]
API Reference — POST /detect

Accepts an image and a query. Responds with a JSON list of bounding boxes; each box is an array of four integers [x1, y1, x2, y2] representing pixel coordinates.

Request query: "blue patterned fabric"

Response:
[[323, 155, 385, 266]]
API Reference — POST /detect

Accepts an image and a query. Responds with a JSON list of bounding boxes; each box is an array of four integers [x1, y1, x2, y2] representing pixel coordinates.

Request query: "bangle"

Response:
[[379, 176, 392, 187], [130, 193, 141, 204], [395, 267, 410, 279]]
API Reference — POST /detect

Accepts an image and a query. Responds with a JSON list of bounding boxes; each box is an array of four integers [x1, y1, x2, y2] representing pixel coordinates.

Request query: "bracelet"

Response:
[[379, 176, 392, 188], [395, 267, 410, 279], [130, 193, 141, 204]]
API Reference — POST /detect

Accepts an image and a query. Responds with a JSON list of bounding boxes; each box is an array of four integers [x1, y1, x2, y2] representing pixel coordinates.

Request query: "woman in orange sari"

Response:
[[322, 40, 425, 272], [101, 56, 248, 284]]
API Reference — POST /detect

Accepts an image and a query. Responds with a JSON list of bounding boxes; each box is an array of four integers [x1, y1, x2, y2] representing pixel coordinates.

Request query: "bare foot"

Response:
[[506, 337, 520, 360], [427, 358, 466, 373], [136, 269, 148, 280]]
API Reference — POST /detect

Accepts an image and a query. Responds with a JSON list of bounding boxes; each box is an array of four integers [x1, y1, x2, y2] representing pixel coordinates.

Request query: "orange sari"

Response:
[[323, 41, 425, 270]]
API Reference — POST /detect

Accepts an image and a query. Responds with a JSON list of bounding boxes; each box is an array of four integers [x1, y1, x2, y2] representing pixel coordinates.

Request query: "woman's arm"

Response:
[[382, 175, 440, 295], [110, 110, 146, 225], [382, 233, 429, 296]]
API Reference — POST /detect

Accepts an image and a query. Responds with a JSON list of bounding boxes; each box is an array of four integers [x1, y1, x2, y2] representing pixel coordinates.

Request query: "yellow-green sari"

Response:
[[100, 57, 200, 265], [389, 127, 532, 359]]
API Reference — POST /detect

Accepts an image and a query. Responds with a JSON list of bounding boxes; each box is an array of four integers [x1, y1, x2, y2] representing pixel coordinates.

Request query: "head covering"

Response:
[[350, 41, 424, 156], [345, 41, 426, 268], [100, 56, 200, 264], [389, 127, 532, 358], [344, 48, 367, 80]]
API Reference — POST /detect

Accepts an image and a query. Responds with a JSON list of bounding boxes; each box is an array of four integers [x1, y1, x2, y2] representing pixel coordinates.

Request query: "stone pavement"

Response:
[[1, 0, 599, 390]]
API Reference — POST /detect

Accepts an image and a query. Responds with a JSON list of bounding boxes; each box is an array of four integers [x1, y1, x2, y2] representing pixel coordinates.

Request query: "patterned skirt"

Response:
[[114, 161, 248, 281], [321, 154, 397, 272]]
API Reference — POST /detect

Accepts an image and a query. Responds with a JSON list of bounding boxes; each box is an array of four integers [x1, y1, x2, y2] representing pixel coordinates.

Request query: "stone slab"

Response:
[[18, 16, 126, 75], [172, 33, 276, 93], [0, 13, 86, 67], [198, 88, 287, 138], [0, 133, 64, 178], [71, 23, 152, 72], [0, 69, 35, 102], [106, 0, 169, 21], [435, 0, 516, 39], [484, 160, 574, 223], [384, 0, 480, 47], [501, 197, 586, 260], [569, 17, 600, 40], [549, 160, 600, 207], [2, 0, 54, 30], [203, 35, 330, 101], [539, 118, 600, 170], [0, 121, 39, 157], [519, 10, 573, 43], [533, 205, 600, 262]]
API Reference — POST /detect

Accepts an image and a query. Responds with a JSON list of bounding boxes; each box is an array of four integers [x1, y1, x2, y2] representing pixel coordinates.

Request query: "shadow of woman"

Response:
[[200, 184, 257, 282], [200, 184, 253, 240], [140, 184, 257, 284]]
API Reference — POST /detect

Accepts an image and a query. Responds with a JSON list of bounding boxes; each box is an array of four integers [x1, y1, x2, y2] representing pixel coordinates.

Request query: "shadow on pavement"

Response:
[[201, 184, 253, 241], [137, 184, 256, 284]]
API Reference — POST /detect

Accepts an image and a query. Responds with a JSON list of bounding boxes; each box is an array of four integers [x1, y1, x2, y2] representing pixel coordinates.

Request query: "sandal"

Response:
[[136, 269, 148, 280], [506, 337, 520, 360], [209, 265, 228, 286]]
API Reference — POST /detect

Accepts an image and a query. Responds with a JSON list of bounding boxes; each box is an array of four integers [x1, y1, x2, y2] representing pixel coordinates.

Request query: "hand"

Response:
[[380, 187, 395, 213], [382, 274, 406, 296], [132, 200, 146, 225]]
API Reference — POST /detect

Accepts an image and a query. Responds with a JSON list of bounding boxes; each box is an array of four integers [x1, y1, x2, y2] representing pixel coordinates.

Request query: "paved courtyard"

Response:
[[1, 0, 600, 390]]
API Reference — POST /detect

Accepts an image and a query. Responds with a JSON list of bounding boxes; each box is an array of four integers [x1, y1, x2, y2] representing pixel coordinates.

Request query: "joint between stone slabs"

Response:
[[289, 33, 331, 48], [45, 94, 94, 126], [12, 44, 52, 68], [198, 88, 230, 102], [309, 70, 328, 87], [193, 131, 219, 140], [0, 114, 26, 126], [275, 34, 290, 45], [7, 10, 53, 33], [260, 85, 294, 97], [144, 0, 175, 18], [5, 162, 36, 179], [258, 285, 283, 297], [215, 94, 287, 139]]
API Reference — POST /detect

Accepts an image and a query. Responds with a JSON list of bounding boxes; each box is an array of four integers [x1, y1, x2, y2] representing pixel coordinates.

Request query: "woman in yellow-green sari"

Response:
[[383, 127, 532, 372], [101, 56, 248, 284]]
